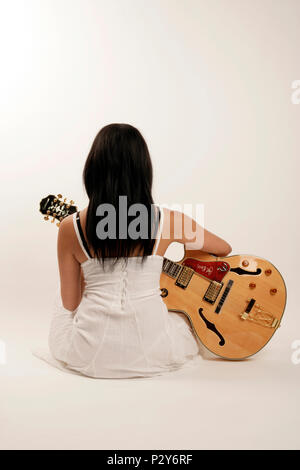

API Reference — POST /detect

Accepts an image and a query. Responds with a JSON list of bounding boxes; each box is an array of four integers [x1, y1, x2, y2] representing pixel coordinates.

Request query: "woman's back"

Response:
[[49, 205, 202, 378]]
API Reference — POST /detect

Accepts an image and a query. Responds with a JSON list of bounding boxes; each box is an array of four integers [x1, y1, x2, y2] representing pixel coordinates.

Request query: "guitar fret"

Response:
[[163, 258, 182, 279]]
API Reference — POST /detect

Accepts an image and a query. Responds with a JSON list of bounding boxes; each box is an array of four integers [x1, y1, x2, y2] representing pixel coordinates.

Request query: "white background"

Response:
[[0, 0, 299, 450]]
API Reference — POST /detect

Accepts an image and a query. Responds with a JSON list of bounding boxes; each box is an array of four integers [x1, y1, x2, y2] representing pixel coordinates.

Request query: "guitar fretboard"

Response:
[[162, 258, 182, 278]]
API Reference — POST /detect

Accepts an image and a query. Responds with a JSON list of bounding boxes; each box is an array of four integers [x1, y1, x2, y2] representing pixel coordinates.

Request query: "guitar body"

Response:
[[160, 253, 287, 360]]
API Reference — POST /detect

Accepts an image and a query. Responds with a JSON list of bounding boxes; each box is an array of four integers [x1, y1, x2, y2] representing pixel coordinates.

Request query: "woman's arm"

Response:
[[158, 208, 232, 257], [57, 216, 83, 312], [189, 227, 232, 257]]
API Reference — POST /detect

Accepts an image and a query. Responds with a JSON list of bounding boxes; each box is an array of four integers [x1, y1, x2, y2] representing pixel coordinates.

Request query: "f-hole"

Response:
[[230, 268, 262, 276], [198, 308, 225, 346]]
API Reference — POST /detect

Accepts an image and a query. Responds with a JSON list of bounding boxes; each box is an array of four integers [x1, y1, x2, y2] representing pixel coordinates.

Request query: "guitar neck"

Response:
[[162, 258, 182, 278]]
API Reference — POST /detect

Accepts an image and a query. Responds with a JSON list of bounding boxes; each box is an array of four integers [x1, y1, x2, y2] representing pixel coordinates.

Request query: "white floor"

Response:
[[1, 309, 299, 450]]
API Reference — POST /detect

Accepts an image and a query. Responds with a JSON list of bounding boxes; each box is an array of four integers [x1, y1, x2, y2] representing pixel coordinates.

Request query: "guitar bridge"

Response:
[[241, 299, 280, 329], [203, 281, 223, 304]]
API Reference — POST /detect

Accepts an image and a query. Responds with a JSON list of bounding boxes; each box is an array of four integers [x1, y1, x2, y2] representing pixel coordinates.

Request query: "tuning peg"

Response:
[[44, 216, 49, 221], [51, 217, 56, 224], [57, 194, 62, 199], [63, 198, 67, 203], [56, 222, 61, 227], [70, 200, 74, 205], [66, 204, 70, 209]]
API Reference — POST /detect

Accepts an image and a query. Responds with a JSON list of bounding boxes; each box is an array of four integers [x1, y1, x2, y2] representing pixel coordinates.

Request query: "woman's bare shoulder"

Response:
[[59, 206, 87, 234], [59, 213, 74, 230]]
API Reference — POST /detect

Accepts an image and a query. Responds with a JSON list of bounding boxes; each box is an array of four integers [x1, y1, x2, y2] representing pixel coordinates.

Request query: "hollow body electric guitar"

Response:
[[40, 194, 287, 360], [161, 252, 286, 360]]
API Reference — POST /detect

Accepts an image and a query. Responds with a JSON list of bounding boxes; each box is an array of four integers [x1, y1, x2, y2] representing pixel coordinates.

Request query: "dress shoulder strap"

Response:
[[152, 204, 164, 256], [72, 212, 92, 260]]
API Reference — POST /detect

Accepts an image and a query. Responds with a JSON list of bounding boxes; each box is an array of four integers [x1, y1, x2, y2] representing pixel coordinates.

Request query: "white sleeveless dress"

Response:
[[48, 206, 201, 378]]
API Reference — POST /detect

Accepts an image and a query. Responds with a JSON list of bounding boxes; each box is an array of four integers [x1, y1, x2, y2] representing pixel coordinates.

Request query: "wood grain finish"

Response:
[[160, 253, 287, 360]]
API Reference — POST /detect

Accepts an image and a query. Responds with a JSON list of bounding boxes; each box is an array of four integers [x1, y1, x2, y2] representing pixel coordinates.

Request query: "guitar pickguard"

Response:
[[183, 258, 230, 282]]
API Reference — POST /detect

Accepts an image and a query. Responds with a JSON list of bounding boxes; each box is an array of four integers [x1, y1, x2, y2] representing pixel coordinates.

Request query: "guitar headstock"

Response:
[[39, 194, 77, 227]]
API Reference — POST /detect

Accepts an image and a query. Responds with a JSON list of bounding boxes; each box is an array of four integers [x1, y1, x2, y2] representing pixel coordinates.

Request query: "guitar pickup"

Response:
[[203, 281, 223, 304], [175, 266, 194, 289]]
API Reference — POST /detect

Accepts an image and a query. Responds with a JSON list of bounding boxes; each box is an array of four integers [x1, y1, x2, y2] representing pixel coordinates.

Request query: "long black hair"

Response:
[[83, 123, 160, 265]]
